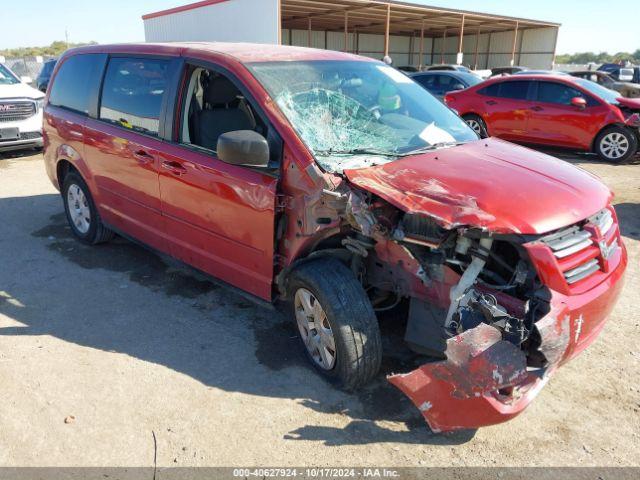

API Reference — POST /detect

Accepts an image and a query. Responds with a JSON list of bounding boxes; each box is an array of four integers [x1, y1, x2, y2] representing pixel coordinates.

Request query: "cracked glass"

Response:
[[249, 60, 477, 173]]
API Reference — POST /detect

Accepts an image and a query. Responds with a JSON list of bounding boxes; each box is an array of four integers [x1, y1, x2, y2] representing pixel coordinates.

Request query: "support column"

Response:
[[457, 14, 465, 65], [307, 18, 312, 48], [510, 21, 519, 66], [344, 11, 349, 52], [418, 21, 425, 70], [440, 29, 446, 64], [473, 27, 480, 70], [384, 3, 391, 58]]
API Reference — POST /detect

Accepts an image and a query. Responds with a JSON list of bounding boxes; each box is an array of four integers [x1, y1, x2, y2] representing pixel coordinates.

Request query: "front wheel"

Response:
[[288, 258, 382, 391], [462, 114, 488, 138], [594, 126, 638, 163]]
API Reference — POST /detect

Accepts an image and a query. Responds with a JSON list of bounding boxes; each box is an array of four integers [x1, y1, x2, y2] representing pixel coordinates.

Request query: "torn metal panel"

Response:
[[388, 324, 539, 433]]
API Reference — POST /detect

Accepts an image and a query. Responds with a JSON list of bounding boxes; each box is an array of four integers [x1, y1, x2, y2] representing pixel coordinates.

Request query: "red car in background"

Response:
[[445, 74, 640, 162]]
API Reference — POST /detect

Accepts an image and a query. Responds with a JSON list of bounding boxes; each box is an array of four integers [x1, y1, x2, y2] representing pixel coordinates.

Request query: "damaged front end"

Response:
[[333, 184, 627, 432]]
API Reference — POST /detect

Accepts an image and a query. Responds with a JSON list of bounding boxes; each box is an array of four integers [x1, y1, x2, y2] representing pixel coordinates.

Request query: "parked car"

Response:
[[513, 70, 569, 76], [426, 64, 474, 74], [598, 63, 640, 83], [444, 74, 640, 162], [397, 65, 419, 73], [0, 62, 45, 152], [36, 59, 57, 92], [44, 43, 627, 433], [490, 66, 528, 76], [569, 70, 640, 98], [410, 70, 483, 99]]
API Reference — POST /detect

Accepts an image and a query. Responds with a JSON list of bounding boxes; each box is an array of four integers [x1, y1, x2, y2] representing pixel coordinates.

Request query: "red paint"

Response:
[[390, 244, 627, 432], [43, 43, 628, 432], [142, 0, 232, 20], [345, 137, 612, 234], [445, 74, 636, 152]]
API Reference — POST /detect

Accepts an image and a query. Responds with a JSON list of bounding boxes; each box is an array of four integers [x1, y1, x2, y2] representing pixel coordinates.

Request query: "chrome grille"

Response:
[[564, 259, 600, 284], [0, 101, 36, 122], [589, 208, 614, 237], [541, 208, 618, 286], [542, 226, 592, 259]]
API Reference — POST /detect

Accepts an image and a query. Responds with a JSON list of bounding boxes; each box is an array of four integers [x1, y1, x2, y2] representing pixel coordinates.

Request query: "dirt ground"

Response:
[[0, 149, 638, 467]]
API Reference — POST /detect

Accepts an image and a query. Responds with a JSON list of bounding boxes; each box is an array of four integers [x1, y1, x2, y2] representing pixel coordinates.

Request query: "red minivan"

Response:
[[43, 43, 627, 433], [445, 74, 640, 162]]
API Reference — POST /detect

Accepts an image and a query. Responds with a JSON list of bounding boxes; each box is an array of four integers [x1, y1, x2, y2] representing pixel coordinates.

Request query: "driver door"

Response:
[[158, 63, 279, 301]]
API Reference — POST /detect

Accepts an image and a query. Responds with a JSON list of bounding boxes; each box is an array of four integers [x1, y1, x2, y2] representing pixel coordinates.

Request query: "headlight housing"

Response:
[[35, 98, 45, 113]]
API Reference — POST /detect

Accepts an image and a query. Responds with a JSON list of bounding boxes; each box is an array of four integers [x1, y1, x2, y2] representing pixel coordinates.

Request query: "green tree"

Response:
[[0, 40, 97, 58]]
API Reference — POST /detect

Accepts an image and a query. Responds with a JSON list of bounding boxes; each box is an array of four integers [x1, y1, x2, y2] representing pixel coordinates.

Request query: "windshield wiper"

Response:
[[315, 148, 399, 157], [401, 141, 466, 156]]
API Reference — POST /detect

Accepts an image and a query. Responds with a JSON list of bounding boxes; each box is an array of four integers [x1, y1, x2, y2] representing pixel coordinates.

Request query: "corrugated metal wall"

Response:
[[284, 26, 557, 69], [144, 0, 280, 44]]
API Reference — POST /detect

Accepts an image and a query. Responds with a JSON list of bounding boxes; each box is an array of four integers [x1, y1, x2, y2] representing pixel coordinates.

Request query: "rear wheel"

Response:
[[595, 126, 637, 163], [62, 172, 114, 245], [462, 114, 488, 138], [288, 258, 382, 391]]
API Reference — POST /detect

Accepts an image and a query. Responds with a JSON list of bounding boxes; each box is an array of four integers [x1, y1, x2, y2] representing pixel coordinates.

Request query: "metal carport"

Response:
[[143, 0, 560, 69]]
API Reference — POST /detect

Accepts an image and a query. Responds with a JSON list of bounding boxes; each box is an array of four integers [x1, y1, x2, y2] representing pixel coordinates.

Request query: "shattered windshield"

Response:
[[248, 60, 477, 173]]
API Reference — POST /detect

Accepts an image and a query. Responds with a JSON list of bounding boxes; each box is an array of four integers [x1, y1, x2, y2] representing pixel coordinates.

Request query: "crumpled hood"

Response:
[[616, 96, 640, 109], [0, 82, 44, 100], [344, 138, 612, 234]]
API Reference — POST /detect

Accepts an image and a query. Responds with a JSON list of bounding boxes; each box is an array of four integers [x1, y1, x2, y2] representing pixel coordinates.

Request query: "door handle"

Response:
[[133, 149, 155, 165], [530, 106, 544, 112], [161, 160, 187, 176], [486, 100, 497, 105]]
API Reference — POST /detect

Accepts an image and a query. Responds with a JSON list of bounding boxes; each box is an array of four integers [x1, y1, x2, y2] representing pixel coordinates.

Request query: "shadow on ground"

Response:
[[613, 202, 640, 241], [0, 193, 476, 447]]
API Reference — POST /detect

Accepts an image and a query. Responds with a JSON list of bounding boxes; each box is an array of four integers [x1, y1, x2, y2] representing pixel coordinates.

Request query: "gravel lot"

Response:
[[0, 149, 638, 467]]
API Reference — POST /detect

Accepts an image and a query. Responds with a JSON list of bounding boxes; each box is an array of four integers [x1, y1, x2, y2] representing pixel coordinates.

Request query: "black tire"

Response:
[[287, 258, 382, 391], [62, 172, 115, 245], [594, 125, 638, 163], [462, 114, 489, 138]]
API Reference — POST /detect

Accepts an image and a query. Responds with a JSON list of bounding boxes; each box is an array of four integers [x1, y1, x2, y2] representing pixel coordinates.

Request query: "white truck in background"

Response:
[[0, 62, 45, 152]]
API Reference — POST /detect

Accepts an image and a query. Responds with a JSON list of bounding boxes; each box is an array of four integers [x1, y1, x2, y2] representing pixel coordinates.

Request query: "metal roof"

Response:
[[143, 0, 560, 37], [281, 0, 559, 35]]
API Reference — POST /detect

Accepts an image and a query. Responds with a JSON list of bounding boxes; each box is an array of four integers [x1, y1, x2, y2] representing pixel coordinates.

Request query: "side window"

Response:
[[414, 75, 437, 89], [537, 82, 595, 106], [99, 57, 170, 137], [438, 75, 454, 87], [478, 82, 500, 97], [497, 81, 531, 100], [179, 66, 267, 154], [48, 54, 106, 115]]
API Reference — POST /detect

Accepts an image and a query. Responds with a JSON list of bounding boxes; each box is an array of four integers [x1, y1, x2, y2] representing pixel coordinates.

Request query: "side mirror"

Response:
[[570, 96, 587, 109], [451, 83, 465, 91], [20, 76, 33, 84], [217, 130, 270, 167]]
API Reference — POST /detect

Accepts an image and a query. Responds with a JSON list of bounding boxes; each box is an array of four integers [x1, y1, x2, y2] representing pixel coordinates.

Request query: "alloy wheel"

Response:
[[294, 288, 336, 370], [67, 184, 91, 234], [600, 132, 630, 160], [466, 119, 483, 135]]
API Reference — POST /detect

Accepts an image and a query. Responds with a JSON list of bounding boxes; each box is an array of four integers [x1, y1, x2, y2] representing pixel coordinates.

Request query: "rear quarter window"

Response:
[[48, 54, 106, 115], [477, 82, 500, 97]]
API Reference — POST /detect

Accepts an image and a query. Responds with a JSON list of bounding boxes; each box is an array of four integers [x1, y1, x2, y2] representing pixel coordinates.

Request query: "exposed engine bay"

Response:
[[276, 181, 594, 432], [336, 187, 551, 364]]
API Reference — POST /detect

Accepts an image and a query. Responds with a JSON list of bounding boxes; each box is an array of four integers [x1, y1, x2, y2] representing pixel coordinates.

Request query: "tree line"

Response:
[[556, 50, 640, 65], [0, 41, 97, 58]]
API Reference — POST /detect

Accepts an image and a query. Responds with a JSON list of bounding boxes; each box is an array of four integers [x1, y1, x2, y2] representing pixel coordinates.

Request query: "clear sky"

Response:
[[0, 0, 637, 54]]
